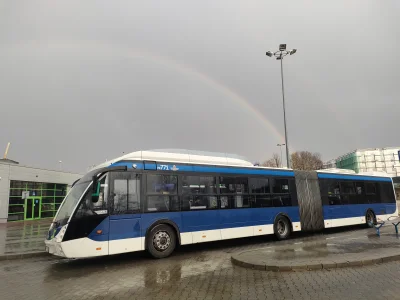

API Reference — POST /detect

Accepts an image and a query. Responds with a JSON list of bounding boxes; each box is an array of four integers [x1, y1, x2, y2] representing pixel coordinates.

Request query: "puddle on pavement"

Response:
[[249, 233, 400, 261]]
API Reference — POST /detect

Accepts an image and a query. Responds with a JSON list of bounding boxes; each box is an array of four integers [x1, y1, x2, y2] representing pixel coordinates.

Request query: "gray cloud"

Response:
[[1, 0, 399, 172]]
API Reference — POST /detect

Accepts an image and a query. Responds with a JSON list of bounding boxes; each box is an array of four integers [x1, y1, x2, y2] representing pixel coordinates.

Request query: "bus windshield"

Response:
[[54, 181, 91, 226]]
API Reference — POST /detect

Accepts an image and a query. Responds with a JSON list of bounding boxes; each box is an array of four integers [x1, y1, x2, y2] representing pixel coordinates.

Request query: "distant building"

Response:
[[0, 160, 81, 223], [324, 147, 400, 177], [394, 177, 400, 200], [322, 159, 337, 169]]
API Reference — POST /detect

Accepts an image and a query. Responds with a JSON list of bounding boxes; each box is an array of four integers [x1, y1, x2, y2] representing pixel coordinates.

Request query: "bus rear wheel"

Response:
[[147, 224, 176, 259], [366, 210, 376, 228], [274, 215, 291, 240]]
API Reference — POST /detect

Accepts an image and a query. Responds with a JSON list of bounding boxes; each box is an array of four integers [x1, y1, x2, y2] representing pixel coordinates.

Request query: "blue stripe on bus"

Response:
[[109, 161, 393, 183], [322, 203, 396, 219], [317, 173, 391, 182], [88, 207, 300, 241], [87, 203, 397, 242], [110, 162, 145, 169], [108, 161, 295, 177], [109, 161, 392, 182]]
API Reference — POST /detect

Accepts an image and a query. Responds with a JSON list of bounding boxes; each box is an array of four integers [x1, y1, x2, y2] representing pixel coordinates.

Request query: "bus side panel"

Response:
[[326, 203, 396, 228], [181, 210, 220, 244], [384, 203, 398, 215], [322, 206, 332, 228], [108, 214, 142, 255], [329, 204, 364, 227], [218, 207, 301, 239], [368, 203, 397, 219], [251, 207, 301, 232], [220, 208, 253, 239], [62, 217, 110, 258]]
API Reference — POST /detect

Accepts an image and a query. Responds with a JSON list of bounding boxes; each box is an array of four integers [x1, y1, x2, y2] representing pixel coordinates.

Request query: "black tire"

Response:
[[274, 215, 291, 240], [366, 210, 376, 228], [147, 224, 176, 259]]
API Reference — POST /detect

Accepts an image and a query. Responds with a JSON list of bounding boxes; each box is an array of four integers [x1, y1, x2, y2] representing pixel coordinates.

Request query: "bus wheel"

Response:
[[147, 224, 176, 259], [366, 210, 376, 228], [274, 215, 291, 240]]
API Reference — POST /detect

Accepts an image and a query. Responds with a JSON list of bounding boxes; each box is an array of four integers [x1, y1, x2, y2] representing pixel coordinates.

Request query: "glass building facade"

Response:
[[8, 180, 68, 221]]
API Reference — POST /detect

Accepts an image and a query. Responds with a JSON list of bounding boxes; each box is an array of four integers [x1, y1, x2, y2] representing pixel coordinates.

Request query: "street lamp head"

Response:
[[290, 49, 297, 55], [266, 51, 273, 57], [279, 44, 287, 51]]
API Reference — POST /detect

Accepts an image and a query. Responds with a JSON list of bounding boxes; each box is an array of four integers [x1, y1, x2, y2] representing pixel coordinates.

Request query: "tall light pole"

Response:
[[266, 44, 297, 168], [277, 143, 285, 168]]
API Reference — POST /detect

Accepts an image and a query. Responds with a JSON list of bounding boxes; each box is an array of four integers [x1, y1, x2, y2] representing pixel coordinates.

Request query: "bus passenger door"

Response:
[[108, 171, 142, 255]]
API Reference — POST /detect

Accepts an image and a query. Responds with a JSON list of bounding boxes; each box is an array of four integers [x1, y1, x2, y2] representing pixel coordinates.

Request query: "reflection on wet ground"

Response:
[[233, 225, 400, 269], [0, 220, 50, 255], [254, 233, 400, 261], [2, 225, 400, 299]]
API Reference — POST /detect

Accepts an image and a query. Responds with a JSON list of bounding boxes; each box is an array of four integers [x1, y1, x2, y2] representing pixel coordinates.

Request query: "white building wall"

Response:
[[356, 148, 400, 176], [0, 162, 82, 223], [0, 164, 11, 221]]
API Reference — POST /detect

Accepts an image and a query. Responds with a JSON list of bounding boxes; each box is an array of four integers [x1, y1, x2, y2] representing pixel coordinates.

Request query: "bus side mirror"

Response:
[[92, 176, 100, 203]]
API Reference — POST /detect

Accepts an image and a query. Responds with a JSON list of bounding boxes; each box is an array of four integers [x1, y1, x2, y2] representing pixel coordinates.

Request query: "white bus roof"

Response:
[[318, 168, 357, 174], [318, 168, 391, 177], [94, 149, 259, 169]]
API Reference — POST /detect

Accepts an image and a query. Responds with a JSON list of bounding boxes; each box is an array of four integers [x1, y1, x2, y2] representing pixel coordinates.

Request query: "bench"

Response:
[[374, 216, 400, 236]]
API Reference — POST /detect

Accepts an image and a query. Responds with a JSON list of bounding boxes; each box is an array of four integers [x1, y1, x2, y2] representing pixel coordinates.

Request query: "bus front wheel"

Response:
[[147, 224, 176, 259], [274, 215, 291, 240]]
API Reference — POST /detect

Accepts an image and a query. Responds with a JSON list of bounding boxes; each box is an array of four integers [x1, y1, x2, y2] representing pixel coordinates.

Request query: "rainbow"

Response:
[[2, 40, 286, 142]]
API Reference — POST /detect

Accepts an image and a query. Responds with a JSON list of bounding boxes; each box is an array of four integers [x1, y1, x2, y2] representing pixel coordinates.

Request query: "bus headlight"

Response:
[[55, 225, 67, 243]]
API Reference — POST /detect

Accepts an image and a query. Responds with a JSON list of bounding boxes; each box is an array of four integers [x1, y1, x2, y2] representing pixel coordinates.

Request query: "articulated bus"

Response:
[[45, 150, 398, 259]]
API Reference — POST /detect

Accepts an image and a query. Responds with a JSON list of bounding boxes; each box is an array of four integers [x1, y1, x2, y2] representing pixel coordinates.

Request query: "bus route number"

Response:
[[158, 165, 169, 171]]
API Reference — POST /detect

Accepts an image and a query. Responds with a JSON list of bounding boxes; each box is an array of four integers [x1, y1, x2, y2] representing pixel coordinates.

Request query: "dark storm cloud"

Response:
[[0, 0, 399, 172]]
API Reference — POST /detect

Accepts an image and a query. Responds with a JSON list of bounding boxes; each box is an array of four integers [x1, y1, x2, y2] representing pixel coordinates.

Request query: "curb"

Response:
[[231, 253, 400, 272], [0, 251, 50, 261]]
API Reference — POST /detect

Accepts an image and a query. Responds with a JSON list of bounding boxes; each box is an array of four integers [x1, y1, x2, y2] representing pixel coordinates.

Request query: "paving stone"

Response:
[[2, 223, 400, 299], [232, 225, 400, 272]]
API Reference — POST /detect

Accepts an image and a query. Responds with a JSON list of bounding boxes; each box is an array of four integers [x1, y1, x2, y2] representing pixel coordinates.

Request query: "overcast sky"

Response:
[[1, 1, 399, 173]]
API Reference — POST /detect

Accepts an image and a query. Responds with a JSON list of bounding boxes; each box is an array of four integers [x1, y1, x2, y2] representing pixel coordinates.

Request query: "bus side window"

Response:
[[113, 179, 128, 213], [379, 182, 396, 204], [355, 182, 365, 204], [366, 182, 379, 203], [219, 177, 249, 208], [146, 174, 179, 212], [340, 181, 355, 205], [75, 176, 108, 218], [110, 173, 141, 215], [327, 180, 341, 205], [271, 178, 291, 207], [94, 177, 108, 210]]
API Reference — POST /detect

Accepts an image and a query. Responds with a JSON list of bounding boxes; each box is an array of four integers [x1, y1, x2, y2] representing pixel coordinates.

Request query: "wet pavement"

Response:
[[232, 225, 400, 271], [1, 226, 400, 299], [0, 220, 50, 258]]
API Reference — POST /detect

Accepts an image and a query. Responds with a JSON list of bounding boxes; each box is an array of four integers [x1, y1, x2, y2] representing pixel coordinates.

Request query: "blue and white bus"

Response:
[[45, 149, 398, 259]]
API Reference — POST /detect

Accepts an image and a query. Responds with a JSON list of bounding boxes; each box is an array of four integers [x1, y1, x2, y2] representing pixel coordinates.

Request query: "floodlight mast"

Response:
[[265, 44, 297, 168]]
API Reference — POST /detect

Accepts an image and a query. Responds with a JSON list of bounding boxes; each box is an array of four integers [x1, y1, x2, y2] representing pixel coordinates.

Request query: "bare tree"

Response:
[[291, 151, 323, 170], [262, 153, 282, 168]]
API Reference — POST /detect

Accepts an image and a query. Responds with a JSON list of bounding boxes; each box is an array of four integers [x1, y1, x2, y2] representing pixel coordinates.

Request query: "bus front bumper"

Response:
[[45, 239, 66, 257]]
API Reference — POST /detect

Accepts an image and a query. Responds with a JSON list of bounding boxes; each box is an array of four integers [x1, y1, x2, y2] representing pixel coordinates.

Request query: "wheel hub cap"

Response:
[[153, 231, 171, 251], [278, 221, 287, 235]]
